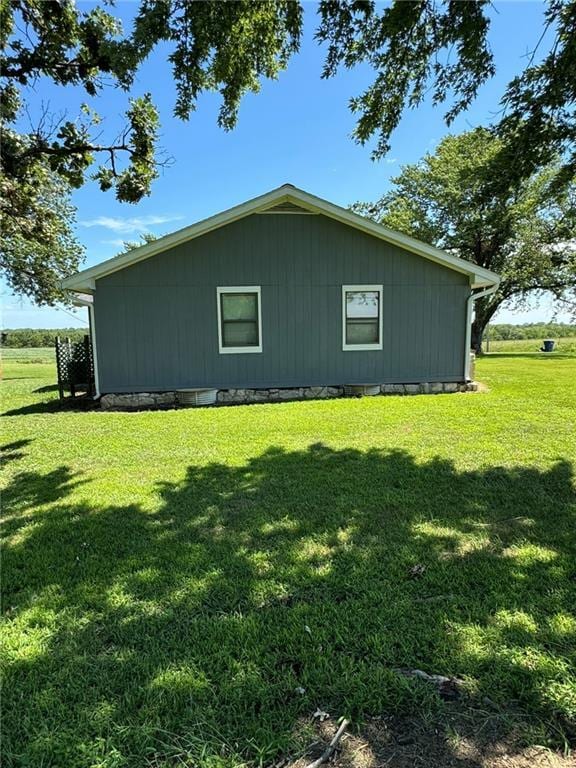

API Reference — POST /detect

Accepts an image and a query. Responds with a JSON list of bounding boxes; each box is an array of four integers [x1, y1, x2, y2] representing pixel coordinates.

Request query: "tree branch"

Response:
[[21, 141, 133, 160], [2, 54, 87, 82]]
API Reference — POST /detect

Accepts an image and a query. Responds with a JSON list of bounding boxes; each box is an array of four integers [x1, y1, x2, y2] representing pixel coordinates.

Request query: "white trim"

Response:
[[61, 184, 500, 293], [88, 303, 101, 398], [342, 285, 383, 351], [464, 278, 474, 380], [71, 293, 93, 307], [217, 286, 262, 354], [464, 282, 499, 380], [257, 210, 317, 215]]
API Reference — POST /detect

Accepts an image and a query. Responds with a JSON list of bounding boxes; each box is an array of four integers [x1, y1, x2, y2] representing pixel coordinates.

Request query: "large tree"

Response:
[[0, 0, 302, 303], [0, 157, 83, 304], [353, 128, 576, 352], [1, 1, 574, 304]]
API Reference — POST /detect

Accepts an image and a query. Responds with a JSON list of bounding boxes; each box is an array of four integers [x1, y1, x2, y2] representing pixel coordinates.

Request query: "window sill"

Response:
[[218, 346, 263, 354], [342, 344, 383, 351]]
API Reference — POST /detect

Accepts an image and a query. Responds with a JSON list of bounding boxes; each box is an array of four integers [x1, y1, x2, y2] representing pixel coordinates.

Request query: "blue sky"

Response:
[[3, 0, 570, 329]]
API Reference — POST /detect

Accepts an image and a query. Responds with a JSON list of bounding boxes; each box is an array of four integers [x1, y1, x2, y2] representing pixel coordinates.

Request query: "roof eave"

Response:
[[61, 184, 500, 291], [61, 186, 295, 292]]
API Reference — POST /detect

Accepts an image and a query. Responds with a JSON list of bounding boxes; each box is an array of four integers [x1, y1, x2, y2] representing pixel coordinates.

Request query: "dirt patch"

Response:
[[289, 706, 574, 768]]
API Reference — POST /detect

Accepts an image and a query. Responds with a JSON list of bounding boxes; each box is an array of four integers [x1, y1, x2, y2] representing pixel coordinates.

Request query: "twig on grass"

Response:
[[394, 668, 465, 700], [304, 718, 350, 768]]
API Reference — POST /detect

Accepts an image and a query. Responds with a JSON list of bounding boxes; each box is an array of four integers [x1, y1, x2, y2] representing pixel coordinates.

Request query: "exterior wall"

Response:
[[94, 213, 470, 392]]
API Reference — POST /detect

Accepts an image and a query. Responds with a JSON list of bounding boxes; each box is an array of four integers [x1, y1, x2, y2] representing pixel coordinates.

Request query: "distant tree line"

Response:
[[2, 328, 87, 348], [486, 323, 576, 341], [3, 323, 574, 349]]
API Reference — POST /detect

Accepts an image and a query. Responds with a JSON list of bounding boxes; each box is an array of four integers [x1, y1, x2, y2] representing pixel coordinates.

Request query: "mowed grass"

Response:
[[2, 353, 575, 767], [484, 336, 576, 354], [2, 346, 55, 363]]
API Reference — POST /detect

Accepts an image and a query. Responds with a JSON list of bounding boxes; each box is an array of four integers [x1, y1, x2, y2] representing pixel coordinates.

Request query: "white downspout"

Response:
[[464, 281, 500, 381], [88, 302, 101, 399]]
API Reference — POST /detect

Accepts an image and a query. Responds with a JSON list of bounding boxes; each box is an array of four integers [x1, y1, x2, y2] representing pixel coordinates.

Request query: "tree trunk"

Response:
[[471, 297, 501, 355], [471, 318, 485, 355]]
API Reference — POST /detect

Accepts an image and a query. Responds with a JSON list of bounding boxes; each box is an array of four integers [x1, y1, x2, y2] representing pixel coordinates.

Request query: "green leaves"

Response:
[[0, 157, 84, 305], [165, 1, 303, 128], [0, 0, 303, 214], [2, 0, 574, 306], [318, 0, 495, 158], [1, 1, 304, 305], [114, 94, 160, 203], [353, 128, 576, 349], [317, 0, 575, 185], [496, 0, 576, 192]]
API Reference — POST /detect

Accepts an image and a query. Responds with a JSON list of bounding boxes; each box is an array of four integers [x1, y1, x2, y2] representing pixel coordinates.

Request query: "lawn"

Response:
[[484, 336, 576, 354], [2, 346, 55, 363], [2, 352, 575, 768]]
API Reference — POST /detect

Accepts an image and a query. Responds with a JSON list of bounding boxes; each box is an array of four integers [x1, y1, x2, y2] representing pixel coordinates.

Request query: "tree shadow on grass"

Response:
[[2, 445, 575, 768], [2, 397, 98, 417], [0, 438, 33, 466], [32, 384, 59, 393]]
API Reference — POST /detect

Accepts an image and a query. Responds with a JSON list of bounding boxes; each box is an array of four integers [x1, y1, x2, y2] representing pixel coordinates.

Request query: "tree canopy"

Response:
[[1, 0, 574, 304], [353, 128, 576, 351], [0, 159, 83, 304]]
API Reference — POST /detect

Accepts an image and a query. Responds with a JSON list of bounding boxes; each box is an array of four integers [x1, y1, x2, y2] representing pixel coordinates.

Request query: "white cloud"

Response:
[[384, 157, 398, 165], [80, 214, 183, 234], [101, 239, 128, 248]]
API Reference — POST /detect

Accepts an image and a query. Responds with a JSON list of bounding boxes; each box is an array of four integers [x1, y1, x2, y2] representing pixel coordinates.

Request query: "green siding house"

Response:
[[62, 185, 499, 406]]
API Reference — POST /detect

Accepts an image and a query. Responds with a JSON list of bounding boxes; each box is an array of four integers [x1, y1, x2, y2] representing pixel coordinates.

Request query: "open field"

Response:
[[1, 346, 55, 363], [484, 337, 576, 354], [2, 354, 575, 767]]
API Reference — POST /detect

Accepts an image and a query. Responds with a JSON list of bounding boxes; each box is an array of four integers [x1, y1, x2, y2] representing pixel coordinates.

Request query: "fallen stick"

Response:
[[304, 718, 350, 768], [394, 668, 464, 700]]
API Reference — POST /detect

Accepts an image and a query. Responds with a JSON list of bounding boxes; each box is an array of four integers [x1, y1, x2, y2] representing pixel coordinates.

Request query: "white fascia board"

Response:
[[71, 292, 94, 307], [283, 187, 500, 288], [61, 187, 294, 292], [61, 184, 500, 292]]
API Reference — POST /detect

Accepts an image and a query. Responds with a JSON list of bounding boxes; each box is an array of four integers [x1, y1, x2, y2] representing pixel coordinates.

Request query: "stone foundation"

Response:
[[217, 385, 344, 404], [219, 381, 477, 404], [100, 391, 176, 410], [100, 381, 477, 410]]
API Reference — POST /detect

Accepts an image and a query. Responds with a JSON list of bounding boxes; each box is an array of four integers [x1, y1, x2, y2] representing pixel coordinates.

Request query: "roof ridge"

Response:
[[62, 185, 499, 292]]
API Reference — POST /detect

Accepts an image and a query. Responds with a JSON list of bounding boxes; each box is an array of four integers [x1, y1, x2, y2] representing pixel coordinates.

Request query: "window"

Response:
[[217, 286, 262, 353], [342, 285, 383, 351]]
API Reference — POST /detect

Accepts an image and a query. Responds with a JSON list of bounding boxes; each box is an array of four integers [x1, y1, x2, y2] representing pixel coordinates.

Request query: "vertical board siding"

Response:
[[95, 213, 469, 392]]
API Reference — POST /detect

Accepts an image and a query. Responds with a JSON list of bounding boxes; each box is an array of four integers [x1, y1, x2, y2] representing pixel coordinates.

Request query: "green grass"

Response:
[[1, 346, 55, 363], [485, 336, 576, 353], [2, 354, 575, 767]]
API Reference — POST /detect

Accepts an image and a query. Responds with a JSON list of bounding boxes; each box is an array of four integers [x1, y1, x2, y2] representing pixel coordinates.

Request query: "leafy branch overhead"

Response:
[[317, 0, 575, 191], [2, 0, 574, 206], [0, 1, 302, 204], [1, 0, 574, 305], [0, 0, 302, 303]]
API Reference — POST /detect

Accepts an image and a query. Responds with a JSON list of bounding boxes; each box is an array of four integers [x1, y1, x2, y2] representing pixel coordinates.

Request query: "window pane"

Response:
[[346, 291, 379, 319], [346, 320, 379, 345], [221, 293, 257, 321], [222, 320, 259, 347]]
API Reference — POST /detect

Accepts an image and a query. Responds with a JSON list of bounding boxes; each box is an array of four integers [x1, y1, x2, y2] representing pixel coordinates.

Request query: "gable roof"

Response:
[[62, 184, 500, 291]]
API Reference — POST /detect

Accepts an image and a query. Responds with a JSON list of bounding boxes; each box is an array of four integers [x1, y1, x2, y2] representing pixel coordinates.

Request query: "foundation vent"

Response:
[[258, 201, 315, 214], [343, 384, 380, 397], [176, 388, 218, 407]]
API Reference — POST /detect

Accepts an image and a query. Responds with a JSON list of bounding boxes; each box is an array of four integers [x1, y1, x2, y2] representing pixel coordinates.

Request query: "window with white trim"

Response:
[[217, 286, 262, 353], [342, 285, 383, 351]]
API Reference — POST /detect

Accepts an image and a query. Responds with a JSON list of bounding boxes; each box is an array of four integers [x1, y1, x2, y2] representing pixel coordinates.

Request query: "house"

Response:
[[62, 184, 500, 407]]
